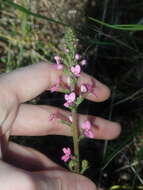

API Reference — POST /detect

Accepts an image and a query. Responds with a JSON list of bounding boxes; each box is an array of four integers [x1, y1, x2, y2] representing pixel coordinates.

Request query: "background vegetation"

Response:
[[0, 0, 143, 189]]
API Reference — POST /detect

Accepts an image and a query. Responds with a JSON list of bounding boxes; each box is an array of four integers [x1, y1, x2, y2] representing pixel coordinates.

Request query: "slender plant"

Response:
[[48, 28, 97, 174]]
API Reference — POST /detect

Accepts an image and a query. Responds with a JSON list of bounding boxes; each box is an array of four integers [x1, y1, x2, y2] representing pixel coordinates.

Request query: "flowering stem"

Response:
[[71, 108, 80, 173]]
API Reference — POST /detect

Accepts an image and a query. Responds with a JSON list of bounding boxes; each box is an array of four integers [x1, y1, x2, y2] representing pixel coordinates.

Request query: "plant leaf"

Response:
[[89, 17, 143, 31]]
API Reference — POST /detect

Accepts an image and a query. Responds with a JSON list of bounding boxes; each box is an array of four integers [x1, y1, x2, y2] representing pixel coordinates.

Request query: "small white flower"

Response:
[[80, 84, 88, 93]]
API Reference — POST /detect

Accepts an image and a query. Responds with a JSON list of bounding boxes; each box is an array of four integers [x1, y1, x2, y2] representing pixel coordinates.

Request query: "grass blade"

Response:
[[1, 0, 69, 27], [89, 17, 143, 31]]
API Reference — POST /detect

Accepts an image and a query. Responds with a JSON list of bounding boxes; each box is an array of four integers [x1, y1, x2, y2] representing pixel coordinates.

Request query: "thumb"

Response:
[[33, 169, 97, 190], [75, 174, 97, 190]]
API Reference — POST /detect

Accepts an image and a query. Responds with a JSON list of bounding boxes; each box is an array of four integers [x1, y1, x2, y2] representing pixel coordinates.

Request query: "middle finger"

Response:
[[11, 104, 121, 140]]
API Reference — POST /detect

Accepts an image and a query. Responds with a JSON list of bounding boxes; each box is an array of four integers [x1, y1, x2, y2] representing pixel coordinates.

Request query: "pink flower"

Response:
[[81, 83, 97, 96], [80, 59, 87, 66], [54, 55, 61, 63], [80, 84, 88, 93], [71, 64, 81, 77], [65, 92, 76, 103], [84, 130, 94, 138], [61, 147, 72, 162], [85, 83, 93, 92], [75, 54, 81, 60], [64, 92, 76, 108], [82, 120, 91, 130], [48, 113, 56, 121], [86, 83, 97, 96], [81, 120, 94, 138], [50, 77, 61, 92], [64, 102, 72, 108], [50, 84, 58, 92], [68, 115, 73, 122], [54, 55, 63, 70]]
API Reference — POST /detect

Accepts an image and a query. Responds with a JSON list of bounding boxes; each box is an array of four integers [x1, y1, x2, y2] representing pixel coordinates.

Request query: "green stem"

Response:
[[71, 108, 80, 173]]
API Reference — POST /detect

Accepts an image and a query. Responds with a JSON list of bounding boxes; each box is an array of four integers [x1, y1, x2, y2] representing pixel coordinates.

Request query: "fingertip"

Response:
[[93, 117, 122, 140], [78, 73, 111, 102], [110, 121, 121, 139], [94, 80, 111, 102]]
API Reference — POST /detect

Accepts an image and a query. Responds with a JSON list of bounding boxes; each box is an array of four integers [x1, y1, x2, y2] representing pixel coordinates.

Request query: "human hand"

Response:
[[0, 63, 121, 190]]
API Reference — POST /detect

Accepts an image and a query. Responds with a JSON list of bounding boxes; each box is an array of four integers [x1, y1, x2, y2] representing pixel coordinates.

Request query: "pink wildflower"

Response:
[[68, 115, 73, 122], [80, 59, 87, 66], [54, 55, 63, 70], [64, 92, 76, 107], [50, 84, 58, 92], [85, 83, 93, 92], [81, 83, 97, 96], [54, 55, 61, 63], [65, 92, 76, 103], [81, 120, 94, 138], [84, 130, 94, 138], [86, 83, 97, 96], [48, 113, 56, 121], [50, 77, 61, 92], [75, 54, 81, 60], [71, 64, 81, 77], [61, 147, 72, 162], [80, 84, 88, 93], [64, 102, 71, 108], [82, 120, 91, 130]]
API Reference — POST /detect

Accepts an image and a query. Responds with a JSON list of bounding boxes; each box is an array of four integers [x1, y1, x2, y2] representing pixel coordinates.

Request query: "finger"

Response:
[[6, 142, 97, 190], [5, 141, 63, 171], [0, 63, 110, 103], [33, 169, 97, 190], [11, 104, 121, 140], [0, 160, 37, 190]]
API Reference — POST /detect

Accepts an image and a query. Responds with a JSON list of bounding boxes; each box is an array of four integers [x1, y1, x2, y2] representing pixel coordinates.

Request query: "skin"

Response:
[[0, 63, 121, 190]]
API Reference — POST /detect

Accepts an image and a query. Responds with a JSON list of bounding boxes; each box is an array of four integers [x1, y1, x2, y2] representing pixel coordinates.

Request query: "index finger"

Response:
[[0, 63, 110, 103]]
